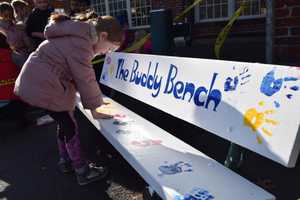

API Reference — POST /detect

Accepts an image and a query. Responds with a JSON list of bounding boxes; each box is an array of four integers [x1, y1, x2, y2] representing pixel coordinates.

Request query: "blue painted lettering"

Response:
[[115, 58, 129, 81], [182, 83, 195, 102], [130, 60, 162, 98], [164, 65, 222, 111], [174, 81, 184, 99], [164, 64, 178, 94]]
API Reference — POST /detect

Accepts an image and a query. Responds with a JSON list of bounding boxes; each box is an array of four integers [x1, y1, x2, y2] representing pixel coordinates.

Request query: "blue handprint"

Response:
[[113, 119, 128, 126], [174, 187, 215, 200], [224, 66, 251, 92], [185, 187, 215, 200], [158, 161, 192, 176], [260, 70, 299, 107]]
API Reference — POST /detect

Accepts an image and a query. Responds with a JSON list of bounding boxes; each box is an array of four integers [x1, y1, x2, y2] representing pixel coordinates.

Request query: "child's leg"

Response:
[[49, 111, 86, 170], [49, 110, 108, 185], [55, 123, 73, 174]]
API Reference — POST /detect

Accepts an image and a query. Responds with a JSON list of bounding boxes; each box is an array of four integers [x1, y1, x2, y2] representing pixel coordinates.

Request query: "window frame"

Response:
[[91, 0, 152, 29], [194, 0, 266, 23]]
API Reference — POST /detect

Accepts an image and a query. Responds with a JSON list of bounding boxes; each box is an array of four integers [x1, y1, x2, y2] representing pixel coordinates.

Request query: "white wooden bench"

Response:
[[76, 52, 300, 200]]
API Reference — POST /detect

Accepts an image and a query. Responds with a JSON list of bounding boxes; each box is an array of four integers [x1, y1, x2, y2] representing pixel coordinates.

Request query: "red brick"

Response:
[[276, 36, 300, 45], [291, 7, 300, 17], [274, 45, 300, 63], [276, 28, 289, 36], [276, 8, 290, 18], [276, 17, 300, 27]]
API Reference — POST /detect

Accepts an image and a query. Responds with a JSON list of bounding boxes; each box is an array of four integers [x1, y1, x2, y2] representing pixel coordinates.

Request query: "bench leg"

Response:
[[224, 143, 248, 172]]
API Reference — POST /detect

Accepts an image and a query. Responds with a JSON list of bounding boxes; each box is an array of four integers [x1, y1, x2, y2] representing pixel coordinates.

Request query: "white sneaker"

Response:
[[36, 115, 54, 126]]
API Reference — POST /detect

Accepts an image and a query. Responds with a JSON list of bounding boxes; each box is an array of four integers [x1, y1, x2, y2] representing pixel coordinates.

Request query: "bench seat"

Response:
[[76, 93, 274, 200]]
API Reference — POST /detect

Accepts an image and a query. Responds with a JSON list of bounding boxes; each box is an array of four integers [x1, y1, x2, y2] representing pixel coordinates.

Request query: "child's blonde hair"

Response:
[[51, 11, 124, 44]]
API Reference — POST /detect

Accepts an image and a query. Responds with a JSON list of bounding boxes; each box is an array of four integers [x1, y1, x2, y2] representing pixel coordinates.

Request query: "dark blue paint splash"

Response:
[[224, 77, 238, 91], [224, 67, 251, 92], [284, 77, 298, 81], [158, 161, 192, 175], [287, 94, 293, 99], [290, 86, 299, 91]]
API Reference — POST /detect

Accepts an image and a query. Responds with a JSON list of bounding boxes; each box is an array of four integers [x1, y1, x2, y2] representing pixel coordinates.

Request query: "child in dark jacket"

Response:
[[26, 0, 53, 49]]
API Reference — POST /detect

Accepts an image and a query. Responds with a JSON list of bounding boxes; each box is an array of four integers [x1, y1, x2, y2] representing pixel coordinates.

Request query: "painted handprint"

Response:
[[260, 70, 299, 107], [131, 139, 162, 147], [101, 56, 115, 80], [115, 129, 131, 134], [244, 101, 279, 144], [174, 187, 215, 200], [158, 161, 192, 176], [112, 116, 134, 126], [224, 66, 251, 92]]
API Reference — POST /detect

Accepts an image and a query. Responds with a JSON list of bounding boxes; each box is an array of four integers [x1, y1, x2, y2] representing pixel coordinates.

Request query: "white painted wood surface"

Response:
[[100, 52, 300, 167], [76, 94, 274, 200]]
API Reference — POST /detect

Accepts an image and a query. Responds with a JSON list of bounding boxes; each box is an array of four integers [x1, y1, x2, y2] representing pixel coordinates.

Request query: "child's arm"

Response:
[[67, 47, 105, 113]]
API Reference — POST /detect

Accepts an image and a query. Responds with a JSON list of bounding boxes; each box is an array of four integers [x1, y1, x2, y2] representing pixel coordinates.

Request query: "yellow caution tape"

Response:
[[214, 1, 248, 59], [0, 78, 16, 86], [174, 0, 203, 22], [92, 0, 204, 65], [91, 57, 104, 65]]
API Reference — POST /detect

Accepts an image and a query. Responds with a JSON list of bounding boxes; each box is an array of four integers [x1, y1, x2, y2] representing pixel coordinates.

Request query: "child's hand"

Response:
[[91, 102, 115, 119], [91, 108, 113, 119], [103, 101, 111, 105]]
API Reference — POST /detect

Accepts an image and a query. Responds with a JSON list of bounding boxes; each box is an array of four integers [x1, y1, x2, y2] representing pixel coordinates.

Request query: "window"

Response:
[[195, 0, 265, 22], [235, 0, 264, 16], [130, 0, 151, 27], [91, 0, 107, 16], [198, 0, 228, 20], [108, 0, 127, 18], [91, 0, 152, 28]]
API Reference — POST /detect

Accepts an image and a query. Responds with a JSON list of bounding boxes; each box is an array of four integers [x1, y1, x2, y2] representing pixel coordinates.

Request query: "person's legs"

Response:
[[49, 111, 85, 170], [49, 110, 108, 185], [54, 122, 73, 173]]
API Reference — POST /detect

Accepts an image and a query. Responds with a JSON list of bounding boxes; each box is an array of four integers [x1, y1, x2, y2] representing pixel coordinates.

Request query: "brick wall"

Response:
[[152, 0, 266, 38], [192, 18, 266, 39], [275, 0, 300, 65], [152, 0, 300, 65]]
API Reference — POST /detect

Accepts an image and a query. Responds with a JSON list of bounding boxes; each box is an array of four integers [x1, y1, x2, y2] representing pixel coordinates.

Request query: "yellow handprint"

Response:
[[109, 64, 115, 77], [244, 101, 279, 144], [96, 102, 117, 115]]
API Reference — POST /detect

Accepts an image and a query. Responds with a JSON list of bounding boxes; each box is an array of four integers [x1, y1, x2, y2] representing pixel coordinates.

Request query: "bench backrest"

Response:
[[100, 52, 300, 167]]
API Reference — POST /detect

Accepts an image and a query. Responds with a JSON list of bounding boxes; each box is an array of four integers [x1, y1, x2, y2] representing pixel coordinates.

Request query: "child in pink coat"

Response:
[[14, 13, 123, 186]]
